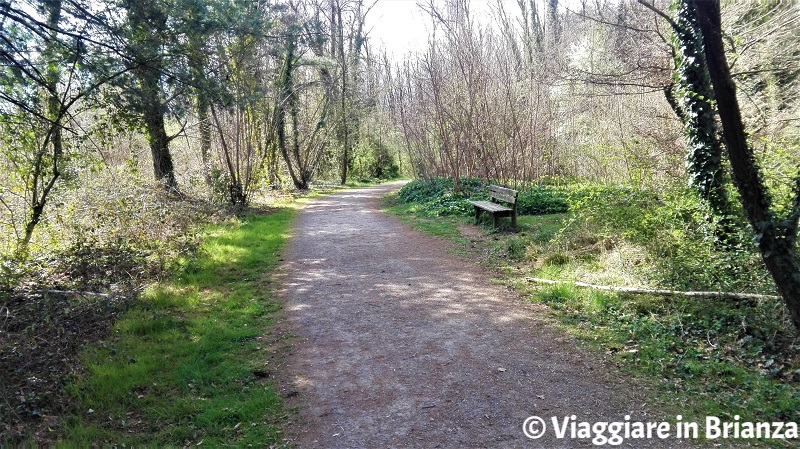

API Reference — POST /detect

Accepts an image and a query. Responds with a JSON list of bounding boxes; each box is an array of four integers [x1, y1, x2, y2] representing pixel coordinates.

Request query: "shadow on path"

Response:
[[280, 183, 694, 448]]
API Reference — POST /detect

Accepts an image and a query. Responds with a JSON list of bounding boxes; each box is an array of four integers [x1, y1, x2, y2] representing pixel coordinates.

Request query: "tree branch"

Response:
[[526, 277, 781, 301], [636, 0, 679, 32]]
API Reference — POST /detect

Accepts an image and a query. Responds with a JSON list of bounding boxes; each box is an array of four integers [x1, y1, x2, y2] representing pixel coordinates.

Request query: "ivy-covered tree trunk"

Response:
[[671, 0, 735, 236], [276, 37, 306, 190], [693, 0, 800, 330]]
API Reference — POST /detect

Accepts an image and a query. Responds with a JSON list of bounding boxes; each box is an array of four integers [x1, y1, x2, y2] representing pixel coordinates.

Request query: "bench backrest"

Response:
[[489, 185, 518, 206]]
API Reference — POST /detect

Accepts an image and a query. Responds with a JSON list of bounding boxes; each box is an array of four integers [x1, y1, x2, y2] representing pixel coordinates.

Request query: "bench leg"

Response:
[[493, 213, 498, 228], [512, 210, 517, 229], [474, 206, 481, 224]]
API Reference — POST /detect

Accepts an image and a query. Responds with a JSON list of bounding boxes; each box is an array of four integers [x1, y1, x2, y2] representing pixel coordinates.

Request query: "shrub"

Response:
[[516, 186, 570, 215], [397, 178, 488, 217], [398, 179, 613, 218], [350, 135, 401, 180]]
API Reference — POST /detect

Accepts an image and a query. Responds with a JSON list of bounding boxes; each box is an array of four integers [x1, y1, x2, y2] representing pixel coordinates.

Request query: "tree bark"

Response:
[[335, 0, 351, 185], [276, 38, 305, 190], [197, 94, 213, 189], [124, 0, 177, 191], [693, 0, 800, 329], [134, 61, 176, 189], [18, 0, 64, 254]]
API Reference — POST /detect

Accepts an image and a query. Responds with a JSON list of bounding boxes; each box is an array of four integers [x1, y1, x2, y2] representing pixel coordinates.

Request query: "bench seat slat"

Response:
[[468, 200, 511, 212]]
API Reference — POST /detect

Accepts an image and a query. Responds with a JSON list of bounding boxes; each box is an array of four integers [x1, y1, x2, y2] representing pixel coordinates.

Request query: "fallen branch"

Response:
[[37, 289, 111, 298], [525, 277, 782, 301], [0, 306, 10, 331]]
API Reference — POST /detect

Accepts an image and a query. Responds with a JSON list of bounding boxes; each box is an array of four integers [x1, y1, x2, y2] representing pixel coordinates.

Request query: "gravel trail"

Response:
[[279, 182, 695, 448]]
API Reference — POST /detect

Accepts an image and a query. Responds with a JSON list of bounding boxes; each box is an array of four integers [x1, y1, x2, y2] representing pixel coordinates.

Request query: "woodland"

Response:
[[1, 0, 799, 445]]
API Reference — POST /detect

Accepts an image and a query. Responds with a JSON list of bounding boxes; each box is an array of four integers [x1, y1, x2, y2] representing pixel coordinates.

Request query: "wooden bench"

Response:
[[468, 185, 518, 228]]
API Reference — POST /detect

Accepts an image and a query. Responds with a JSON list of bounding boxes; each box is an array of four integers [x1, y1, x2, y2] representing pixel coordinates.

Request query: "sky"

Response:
[[365, 0, 499, 59], [365, 0, 591, 60], [366, 0, 431, 58]]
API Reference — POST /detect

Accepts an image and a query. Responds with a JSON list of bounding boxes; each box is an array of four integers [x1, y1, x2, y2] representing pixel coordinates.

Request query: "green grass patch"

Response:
[[517, 214, 566, 243], [384, 197, 462, 238], [345, 176, 407, 188], [61, 209, 294, 446]]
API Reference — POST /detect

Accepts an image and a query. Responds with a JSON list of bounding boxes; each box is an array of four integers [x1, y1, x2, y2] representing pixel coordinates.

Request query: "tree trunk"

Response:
[[671, 1, 735, 241], [276, 38, 305, 190], [759, 237, 800, 328], [336, 1, 350, 186], [185, 4, 213, 192], [276, 101, 301, 189], [138, 66, 177, 190], [196, 81, 213, 190], [124, 0, 177, 191], [289, 83, 309, 190], [693, 0, 800, 329], [18, 0, 64, 255], [144, 101, 177, 189]]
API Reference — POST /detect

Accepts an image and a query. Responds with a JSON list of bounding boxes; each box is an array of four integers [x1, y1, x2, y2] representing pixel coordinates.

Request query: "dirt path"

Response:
[[279, 182, 694, 448]]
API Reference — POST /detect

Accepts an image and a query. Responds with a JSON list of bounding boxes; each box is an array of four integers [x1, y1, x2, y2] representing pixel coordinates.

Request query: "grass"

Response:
[[385, 186, 800, 448], [525, 285, 800, 432], [385, 200, 462, 238], [60, 208, 294, 446], [345, 176, 408, 188], [308, 176, 406, 190]]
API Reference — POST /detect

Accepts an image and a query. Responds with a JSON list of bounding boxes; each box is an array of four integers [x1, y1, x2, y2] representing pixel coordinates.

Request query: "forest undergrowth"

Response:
[[389, 177, 799, 446]]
